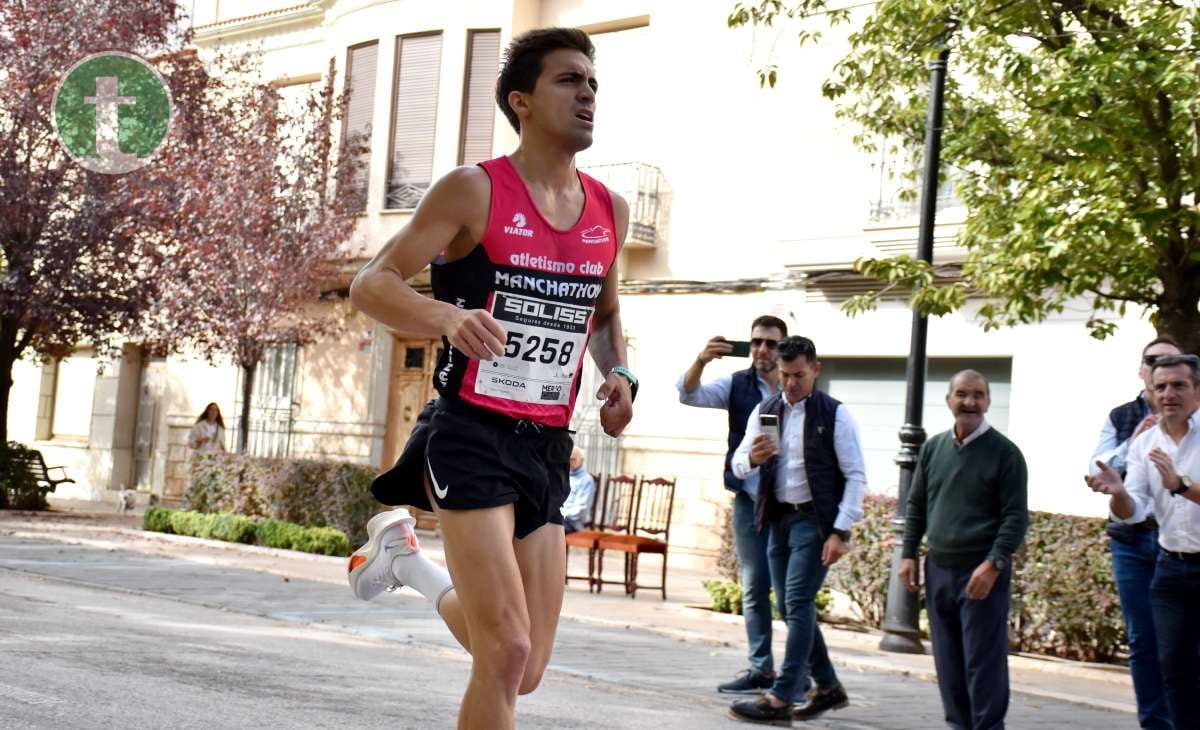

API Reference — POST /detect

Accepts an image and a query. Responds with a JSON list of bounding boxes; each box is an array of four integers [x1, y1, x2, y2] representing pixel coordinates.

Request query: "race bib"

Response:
[[475, 291, 591, 405]]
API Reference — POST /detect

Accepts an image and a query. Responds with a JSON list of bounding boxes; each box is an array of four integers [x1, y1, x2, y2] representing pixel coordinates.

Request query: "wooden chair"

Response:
[[596, 476, 677, 599], [590, 473, 640, 594], [564, 472, 605, 591]]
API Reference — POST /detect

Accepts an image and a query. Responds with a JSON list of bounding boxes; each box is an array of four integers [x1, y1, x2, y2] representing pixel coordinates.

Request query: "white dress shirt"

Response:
[[954, 420, 991, 448], [731, 395, 868, 531], [1118, 409, 1200, 553]]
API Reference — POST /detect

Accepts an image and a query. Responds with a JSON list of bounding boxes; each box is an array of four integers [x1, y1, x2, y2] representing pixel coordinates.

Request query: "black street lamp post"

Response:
[[879, 47, 951, 654]]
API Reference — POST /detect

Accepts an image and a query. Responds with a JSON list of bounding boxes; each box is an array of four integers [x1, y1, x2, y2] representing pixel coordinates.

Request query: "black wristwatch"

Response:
[[989, 555, 1009, 572], [609, 366, 638, 402], [831, 528, 850, 543], [1172, 475, 1193, 497]]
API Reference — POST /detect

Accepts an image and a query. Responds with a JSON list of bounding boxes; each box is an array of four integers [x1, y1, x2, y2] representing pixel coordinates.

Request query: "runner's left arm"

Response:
[[591, 192, 633, 436]]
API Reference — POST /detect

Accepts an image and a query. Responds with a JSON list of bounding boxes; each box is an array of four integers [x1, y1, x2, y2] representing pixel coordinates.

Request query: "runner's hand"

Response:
[[597, 373, 633, 437], [443, 308, 507, 360]]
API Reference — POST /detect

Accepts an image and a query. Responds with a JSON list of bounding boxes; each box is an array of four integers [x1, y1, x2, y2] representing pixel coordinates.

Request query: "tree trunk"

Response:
[[0, 317, 24, 446], [1157, 306, 1200, 356], [238, 361, 256, 454], [1157, 266, 1200, 355]]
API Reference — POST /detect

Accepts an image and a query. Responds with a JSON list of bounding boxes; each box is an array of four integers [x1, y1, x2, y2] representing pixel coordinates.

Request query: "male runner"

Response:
[[344, 28, 635, 730]]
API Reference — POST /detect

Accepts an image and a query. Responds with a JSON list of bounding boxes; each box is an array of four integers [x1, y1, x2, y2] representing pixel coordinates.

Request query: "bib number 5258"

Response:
[[504, 331, 575, 366]]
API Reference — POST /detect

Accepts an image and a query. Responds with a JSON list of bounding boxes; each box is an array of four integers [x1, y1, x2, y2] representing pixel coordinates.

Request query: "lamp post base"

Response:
[[879, 629, 925, 654]]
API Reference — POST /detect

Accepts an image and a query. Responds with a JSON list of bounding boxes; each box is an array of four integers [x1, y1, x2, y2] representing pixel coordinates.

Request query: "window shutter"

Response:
[[386, 33, 442, 210], [459, 30, 500, 166], [343, 42, 378, 211]]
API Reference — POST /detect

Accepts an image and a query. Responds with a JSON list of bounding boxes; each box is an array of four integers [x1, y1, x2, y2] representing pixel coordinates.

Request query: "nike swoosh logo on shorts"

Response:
[[427, 456, 449, 500]]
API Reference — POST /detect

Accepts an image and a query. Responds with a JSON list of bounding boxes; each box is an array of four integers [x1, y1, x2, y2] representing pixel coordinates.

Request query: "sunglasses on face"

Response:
[[751, 338, 779, 350]]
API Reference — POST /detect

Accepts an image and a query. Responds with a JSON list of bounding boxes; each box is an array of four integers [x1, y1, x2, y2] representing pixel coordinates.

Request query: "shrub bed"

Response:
[[143, 507, 350, 557], [187, 453, 377, 545]]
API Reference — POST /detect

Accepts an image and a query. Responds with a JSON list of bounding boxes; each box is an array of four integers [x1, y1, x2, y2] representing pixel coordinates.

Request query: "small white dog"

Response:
[[117, 489, 138, 515]]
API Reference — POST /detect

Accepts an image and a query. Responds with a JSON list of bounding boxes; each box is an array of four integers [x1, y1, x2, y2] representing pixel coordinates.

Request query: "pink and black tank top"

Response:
[[430, 155, 618, 428]]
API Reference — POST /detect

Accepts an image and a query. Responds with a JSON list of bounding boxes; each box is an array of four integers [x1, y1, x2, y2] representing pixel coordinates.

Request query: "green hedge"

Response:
[[143, 508, 350, 557], [819, 494, 1125, 663], [0, 441, 50, 511], [187, 453, 377, 545], [702, 579, 830, 620]]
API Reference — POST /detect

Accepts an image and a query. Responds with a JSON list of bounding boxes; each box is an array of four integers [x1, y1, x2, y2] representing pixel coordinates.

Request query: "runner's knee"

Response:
[[476, 631, 533, 689]]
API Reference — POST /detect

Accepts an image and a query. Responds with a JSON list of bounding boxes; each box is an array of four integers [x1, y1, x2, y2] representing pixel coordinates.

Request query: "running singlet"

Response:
[[430, 155, 618, 428]]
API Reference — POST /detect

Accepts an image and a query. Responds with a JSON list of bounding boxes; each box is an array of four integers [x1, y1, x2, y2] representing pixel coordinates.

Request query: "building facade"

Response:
[[8, 0, 1154, 569]]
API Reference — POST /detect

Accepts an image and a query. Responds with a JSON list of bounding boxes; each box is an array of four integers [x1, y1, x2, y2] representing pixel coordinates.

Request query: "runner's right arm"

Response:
[[349, 167, 506, 360]]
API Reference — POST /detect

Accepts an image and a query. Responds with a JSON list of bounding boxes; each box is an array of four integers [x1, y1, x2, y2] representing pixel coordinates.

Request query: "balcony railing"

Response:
[[581, 162, 668, 248]]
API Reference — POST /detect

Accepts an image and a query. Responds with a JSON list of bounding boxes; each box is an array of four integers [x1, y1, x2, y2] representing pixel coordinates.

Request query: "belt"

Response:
[[1134, 517, 1159, 530], [1161, 549, 1200, 563], [779, 501, 815, 515]]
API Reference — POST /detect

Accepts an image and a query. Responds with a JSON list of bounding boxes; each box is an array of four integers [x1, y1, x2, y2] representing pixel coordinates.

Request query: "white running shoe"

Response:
[[347, 508, 419, 601]]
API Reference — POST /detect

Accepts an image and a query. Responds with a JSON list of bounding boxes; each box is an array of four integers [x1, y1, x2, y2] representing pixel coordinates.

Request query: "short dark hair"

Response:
[[1143, 335, 1182, 356], [495, 27, 594, 133], [750, 315, 788, 337], [777, 335, 817, 363], [1151, 354, 1200, 385]]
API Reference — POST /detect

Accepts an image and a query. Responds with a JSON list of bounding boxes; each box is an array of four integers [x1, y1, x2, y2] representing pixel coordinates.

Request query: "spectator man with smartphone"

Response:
[[678, 315, 787, 694], [727, 335, 868, 724]]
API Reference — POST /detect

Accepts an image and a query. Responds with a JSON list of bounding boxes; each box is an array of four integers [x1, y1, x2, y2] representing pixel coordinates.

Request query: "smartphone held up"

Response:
[[759, 413, 779, 444]]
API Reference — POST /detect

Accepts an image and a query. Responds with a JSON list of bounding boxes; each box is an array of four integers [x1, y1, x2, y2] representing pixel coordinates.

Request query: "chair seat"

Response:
[[565, 530, 605, 547], [597, 534, 667, 553]]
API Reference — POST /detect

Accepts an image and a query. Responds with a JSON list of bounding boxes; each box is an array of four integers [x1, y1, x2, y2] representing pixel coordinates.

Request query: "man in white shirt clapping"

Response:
[[1086, 353, 1200, 728]]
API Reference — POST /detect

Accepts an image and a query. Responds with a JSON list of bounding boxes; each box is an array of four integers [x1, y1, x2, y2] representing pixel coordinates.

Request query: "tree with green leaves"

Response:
[[730, 1, 1200, 352]]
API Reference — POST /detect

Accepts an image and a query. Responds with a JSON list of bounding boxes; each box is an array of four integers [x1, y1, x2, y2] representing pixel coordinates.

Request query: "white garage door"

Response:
[[817, 357, 1012, 494]]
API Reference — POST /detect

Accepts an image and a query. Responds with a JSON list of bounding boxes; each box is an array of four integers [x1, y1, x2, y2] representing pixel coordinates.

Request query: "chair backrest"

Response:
[[599, 473, 639, 534], [633, 476, 677, 541], [583, 472, 605, 529]]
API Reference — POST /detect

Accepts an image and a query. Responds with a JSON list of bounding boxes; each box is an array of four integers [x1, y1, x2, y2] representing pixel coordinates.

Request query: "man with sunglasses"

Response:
[[1087, 352, 1200, 728], [678, 315, 787, 694], [1088, 335, 1182, 730]]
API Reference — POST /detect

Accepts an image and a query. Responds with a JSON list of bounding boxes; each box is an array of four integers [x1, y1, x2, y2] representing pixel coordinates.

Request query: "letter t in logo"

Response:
[[84, 77, 139, 169]]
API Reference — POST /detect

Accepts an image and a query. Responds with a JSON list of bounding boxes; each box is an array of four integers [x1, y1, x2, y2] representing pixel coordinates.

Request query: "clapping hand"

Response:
[[1084, 461, 1125, 496], [1148, 448, 1182, 492]]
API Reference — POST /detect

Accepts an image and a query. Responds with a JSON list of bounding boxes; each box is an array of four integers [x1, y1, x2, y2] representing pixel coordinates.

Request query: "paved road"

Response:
[[0, 536, 1130, 729]]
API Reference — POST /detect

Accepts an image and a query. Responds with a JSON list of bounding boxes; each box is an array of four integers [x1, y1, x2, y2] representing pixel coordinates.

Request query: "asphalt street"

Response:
[[0, 535, 1131, 729]]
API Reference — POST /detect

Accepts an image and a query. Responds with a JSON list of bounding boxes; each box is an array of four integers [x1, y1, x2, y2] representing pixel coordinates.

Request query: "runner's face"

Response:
[[526, 49, 596, 152]]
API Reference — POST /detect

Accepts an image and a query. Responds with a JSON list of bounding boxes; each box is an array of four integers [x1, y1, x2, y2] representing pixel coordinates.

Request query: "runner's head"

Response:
[[496, 28, 596, 152]]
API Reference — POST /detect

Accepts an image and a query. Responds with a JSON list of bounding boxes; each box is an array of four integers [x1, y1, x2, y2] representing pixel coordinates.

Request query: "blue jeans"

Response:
[[766, 510, 838, 702], [732, 490, 777, 674], [925, 557, 1011, 730], [1150, 552, 1200, 729], [1110, 530, 1173, 729]]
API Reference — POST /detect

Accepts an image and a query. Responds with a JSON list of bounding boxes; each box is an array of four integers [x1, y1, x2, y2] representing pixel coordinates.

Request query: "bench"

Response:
[[12, 449, 75, 498]]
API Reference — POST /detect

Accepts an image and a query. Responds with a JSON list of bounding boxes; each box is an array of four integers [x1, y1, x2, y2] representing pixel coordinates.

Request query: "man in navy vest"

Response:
[[678, 315, 786, 694], [728, 336, 868, 725], [1089, 335, 1181, 730]]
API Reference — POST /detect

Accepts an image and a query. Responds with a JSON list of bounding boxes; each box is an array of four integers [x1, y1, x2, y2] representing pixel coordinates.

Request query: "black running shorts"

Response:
[[371, 397, 572, 539]]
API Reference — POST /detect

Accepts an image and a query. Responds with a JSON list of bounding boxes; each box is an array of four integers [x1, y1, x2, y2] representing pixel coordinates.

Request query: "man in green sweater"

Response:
[[899, 369, 1029, 730]]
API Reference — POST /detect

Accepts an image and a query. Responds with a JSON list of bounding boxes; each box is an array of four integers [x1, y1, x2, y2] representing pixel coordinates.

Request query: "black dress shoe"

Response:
[[718, 669, 776, 694], [792, 683, 849, 720], [729, 696, 793, 726]]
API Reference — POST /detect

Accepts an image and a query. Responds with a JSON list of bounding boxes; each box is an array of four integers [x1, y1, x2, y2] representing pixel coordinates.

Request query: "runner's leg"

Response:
[[512, 521, 567, 694], [433, 500, 532, 730]]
